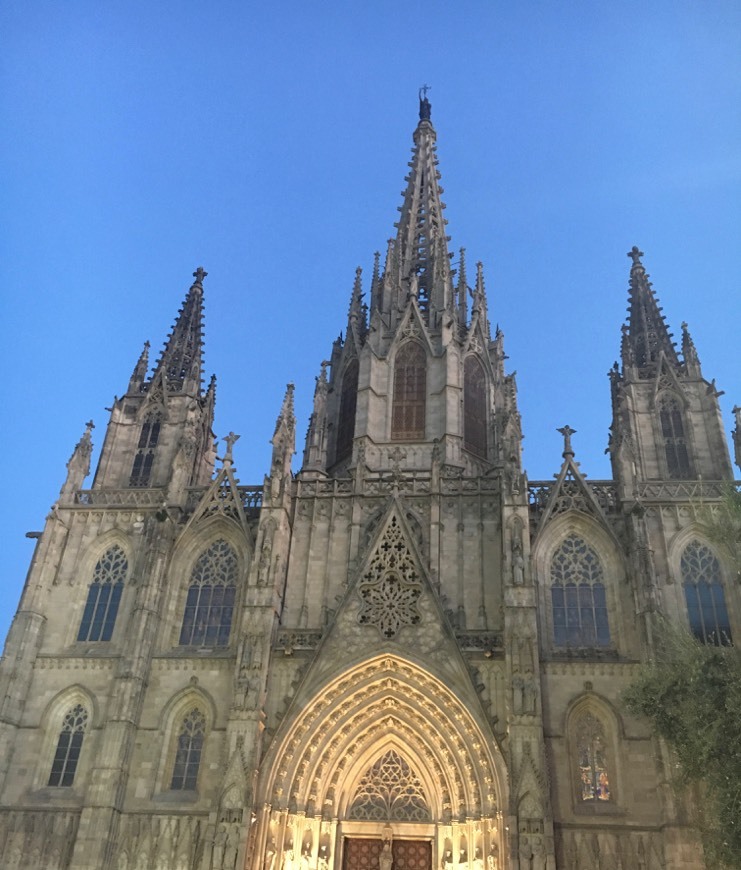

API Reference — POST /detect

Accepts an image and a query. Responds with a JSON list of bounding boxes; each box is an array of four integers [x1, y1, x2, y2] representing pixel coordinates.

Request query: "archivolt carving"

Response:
[[263, 656, 502, 821]]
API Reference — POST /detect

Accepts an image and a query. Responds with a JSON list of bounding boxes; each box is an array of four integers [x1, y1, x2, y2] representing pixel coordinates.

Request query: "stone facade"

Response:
[[1, 96, 738, 870]]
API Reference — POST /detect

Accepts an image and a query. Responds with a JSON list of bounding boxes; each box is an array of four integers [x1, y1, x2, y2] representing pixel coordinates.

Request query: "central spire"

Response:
[[392, 89, 453, 325]]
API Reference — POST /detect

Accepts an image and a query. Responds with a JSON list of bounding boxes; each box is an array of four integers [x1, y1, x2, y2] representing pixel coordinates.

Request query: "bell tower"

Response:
[[609, 246, 733, 491], [91, 268, 216, 503]]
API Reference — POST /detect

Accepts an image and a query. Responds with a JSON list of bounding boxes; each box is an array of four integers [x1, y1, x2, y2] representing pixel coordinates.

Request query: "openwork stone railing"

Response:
[[635, 480, 739, 501], [527, 480, 619, 520], [74, 488, 163, 507]]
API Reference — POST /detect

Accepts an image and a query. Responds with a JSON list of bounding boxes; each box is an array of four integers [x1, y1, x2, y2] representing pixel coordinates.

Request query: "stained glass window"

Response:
[[77, 545, 128, 642], [575, 712, 611, 802], [658, 394, 691, 479], [550, 535, 610, 647], [391, 343, 426, 440], [336, 358, 359, 462], [170, 708, 206, 790], [681, 541, 732, 645], [463, 356, 487, 458], [349, 750, 430, 821], [48, 704, 88, 787], [130, 413, 161, 487], [179, 539, 238, 647]]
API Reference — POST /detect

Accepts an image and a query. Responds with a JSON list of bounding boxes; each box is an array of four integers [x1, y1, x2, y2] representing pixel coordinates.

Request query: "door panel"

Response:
[[342, 838, 431, 870]]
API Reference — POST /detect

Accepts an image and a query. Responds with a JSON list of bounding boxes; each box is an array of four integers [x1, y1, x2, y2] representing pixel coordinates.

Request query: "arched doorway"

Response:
[[251, 655, 506, 870]]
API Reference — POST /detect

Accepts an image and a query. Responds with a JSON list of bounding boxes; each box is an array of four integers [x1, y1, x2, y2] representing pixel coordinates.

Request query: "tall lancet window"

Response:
[[336, 358, 359, 463], [658, 394, 691, 479], [48, 704, 88, 787], [681, 541, 732, 645], [170, 708, 206, 790], [129, 412, 161, 487], [392, 342, 426, 440], [551, 535, 610, 647], [179, 540, 238, 647], [463, 356, 487, 458], [575, 712, 611, 802], [77, 545, 128, 641]]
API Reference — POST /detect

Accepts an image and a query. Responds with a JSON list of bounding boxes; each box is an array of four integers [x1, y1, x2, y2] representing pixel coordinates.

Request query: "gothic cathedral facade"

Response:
[[1, 96, 739, 870]]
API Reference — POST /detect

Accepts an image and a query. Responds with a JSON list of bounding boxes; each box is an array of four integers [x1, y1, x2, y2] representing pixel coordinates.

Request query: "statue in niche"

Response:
[[531, 837, 546, 870], [512, 534, 525, 586], [472, 849, 485, 870], [487, 842, 499, 870], [518, 836, 533, 870], [282, 849, 295, 870], [441, 851, 454, 870]]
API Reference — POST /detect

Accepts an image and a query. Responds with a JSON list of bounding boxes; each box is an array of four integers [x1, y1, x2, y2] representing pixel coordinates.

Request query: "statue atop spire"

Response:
[[418, 84, 432, 122], [557, 425, 577, 458]]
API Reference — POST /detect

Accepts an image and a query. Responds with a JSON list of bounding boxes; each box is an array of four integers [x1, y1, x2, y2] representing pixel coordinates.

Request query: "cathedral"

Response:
[[1, 94, 739, 870]]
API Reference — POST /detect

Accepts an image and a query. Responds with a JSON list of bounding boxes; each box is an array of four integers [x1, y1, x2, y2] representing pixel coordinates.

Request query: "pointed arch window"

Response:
[[574, 711, 611, 802], [77, 545, 128, 642], [658, 394, 691, 479], [392, 342, 426, 440], [130, 413, 161, 487], [681, 541, 732, 645], [48, 704, 88, 787], [170, 708, 206, 790], [550, 535, 610, 647], [179, 539, 238, 647], [349, 749, 430, 821], [336, 358, 359, 463], [463, 356, 487, 458]]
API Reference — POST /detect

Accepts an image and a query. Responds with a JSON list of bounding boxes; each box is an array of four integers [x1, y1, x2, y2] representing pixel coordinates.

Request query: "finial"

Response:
[[627, 246, 644, 267], [192, 266, 208, 285], [418, 84, 432, 121], [85, 420, 95, 433], [557, 425, 577, 457], [222, 431, 240, 463]]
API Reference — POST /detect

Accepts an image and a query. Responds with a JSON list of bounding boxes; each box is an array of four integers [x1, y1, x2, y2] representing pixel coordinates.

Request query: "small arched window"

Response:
[[336, 358, 359, 463], [574, 711, 611, 802], [77, 545, 128, 642], [130, 413, 161, 487], [681, 541, 732, 645], [658, 394, 691, 479], [170, 707, 206, 790], [179, 540, 238, 647], [463, 356, 487, 458], [48, 704, 88, 787], [550, 535, 610, 647], [391, 342, 426, 440]]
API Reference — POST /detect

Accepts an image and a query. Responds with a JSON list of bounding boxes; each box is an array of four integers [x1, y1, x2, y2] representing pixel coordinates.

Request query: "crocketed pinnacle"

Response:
[[128, 341, 150, 393], [393, 94, 452, 322], [623, 247, 679, 370], [151, 268, 207, 394]]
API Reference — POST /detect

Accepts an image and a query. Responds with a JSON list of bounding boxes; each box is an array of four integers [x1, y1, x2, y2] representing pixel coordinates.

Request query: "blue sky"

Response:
[[1, 1, 740, 642]]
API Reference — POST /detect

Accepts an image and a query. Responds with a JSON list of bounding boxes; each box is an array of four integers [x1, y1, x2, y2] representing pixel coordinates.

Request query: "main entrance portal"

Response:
[[342, 838, 431, 870]]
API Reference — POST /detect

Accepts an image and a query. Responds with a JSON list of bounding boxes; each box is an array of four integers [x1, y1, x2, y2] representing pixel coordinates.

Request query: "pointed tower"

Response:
[[306, 94, 522, 480], [92, 268, 216, 492], [609, 247, 732, 486]]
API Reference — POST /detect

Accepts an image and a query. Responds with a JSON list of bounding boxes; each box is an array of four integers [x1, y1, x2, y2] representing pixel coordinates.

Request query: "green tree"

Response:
[[624, 487, 741, 868]]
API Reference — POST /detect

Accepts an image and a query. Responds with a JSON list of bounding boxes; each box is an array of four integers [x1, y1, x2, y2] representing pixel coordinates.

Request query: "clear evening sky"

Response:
[[1, 2, 739, 643]]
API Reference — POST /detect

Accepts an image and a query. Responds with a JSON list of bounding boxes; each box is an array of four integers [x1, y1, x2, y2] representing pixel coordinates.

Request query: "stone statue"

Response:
[[283, 848, 295, 870], [379, 841, 393, 870], [531, 837, 546, 870], [441, 850, 454, 870], [512, 534, 525, 585]]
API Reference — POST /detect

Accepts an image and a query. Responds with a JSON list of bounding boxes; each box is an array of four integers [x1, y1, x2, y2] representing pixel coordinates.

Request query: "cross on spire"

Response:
[[192, 266, 208, 285], [627, 246, 644, 267]]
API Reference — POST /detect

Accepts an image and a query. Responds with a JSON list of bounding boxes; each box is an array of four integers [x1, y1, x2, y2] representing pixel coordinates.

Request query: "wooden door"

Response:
[[342, 838, 431, 870]]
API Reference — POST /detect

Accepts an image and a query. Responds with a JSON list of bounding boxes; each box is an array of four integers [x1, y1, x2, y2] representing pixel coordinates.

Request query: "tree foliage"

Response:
[[623, 621, 741, 868]]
